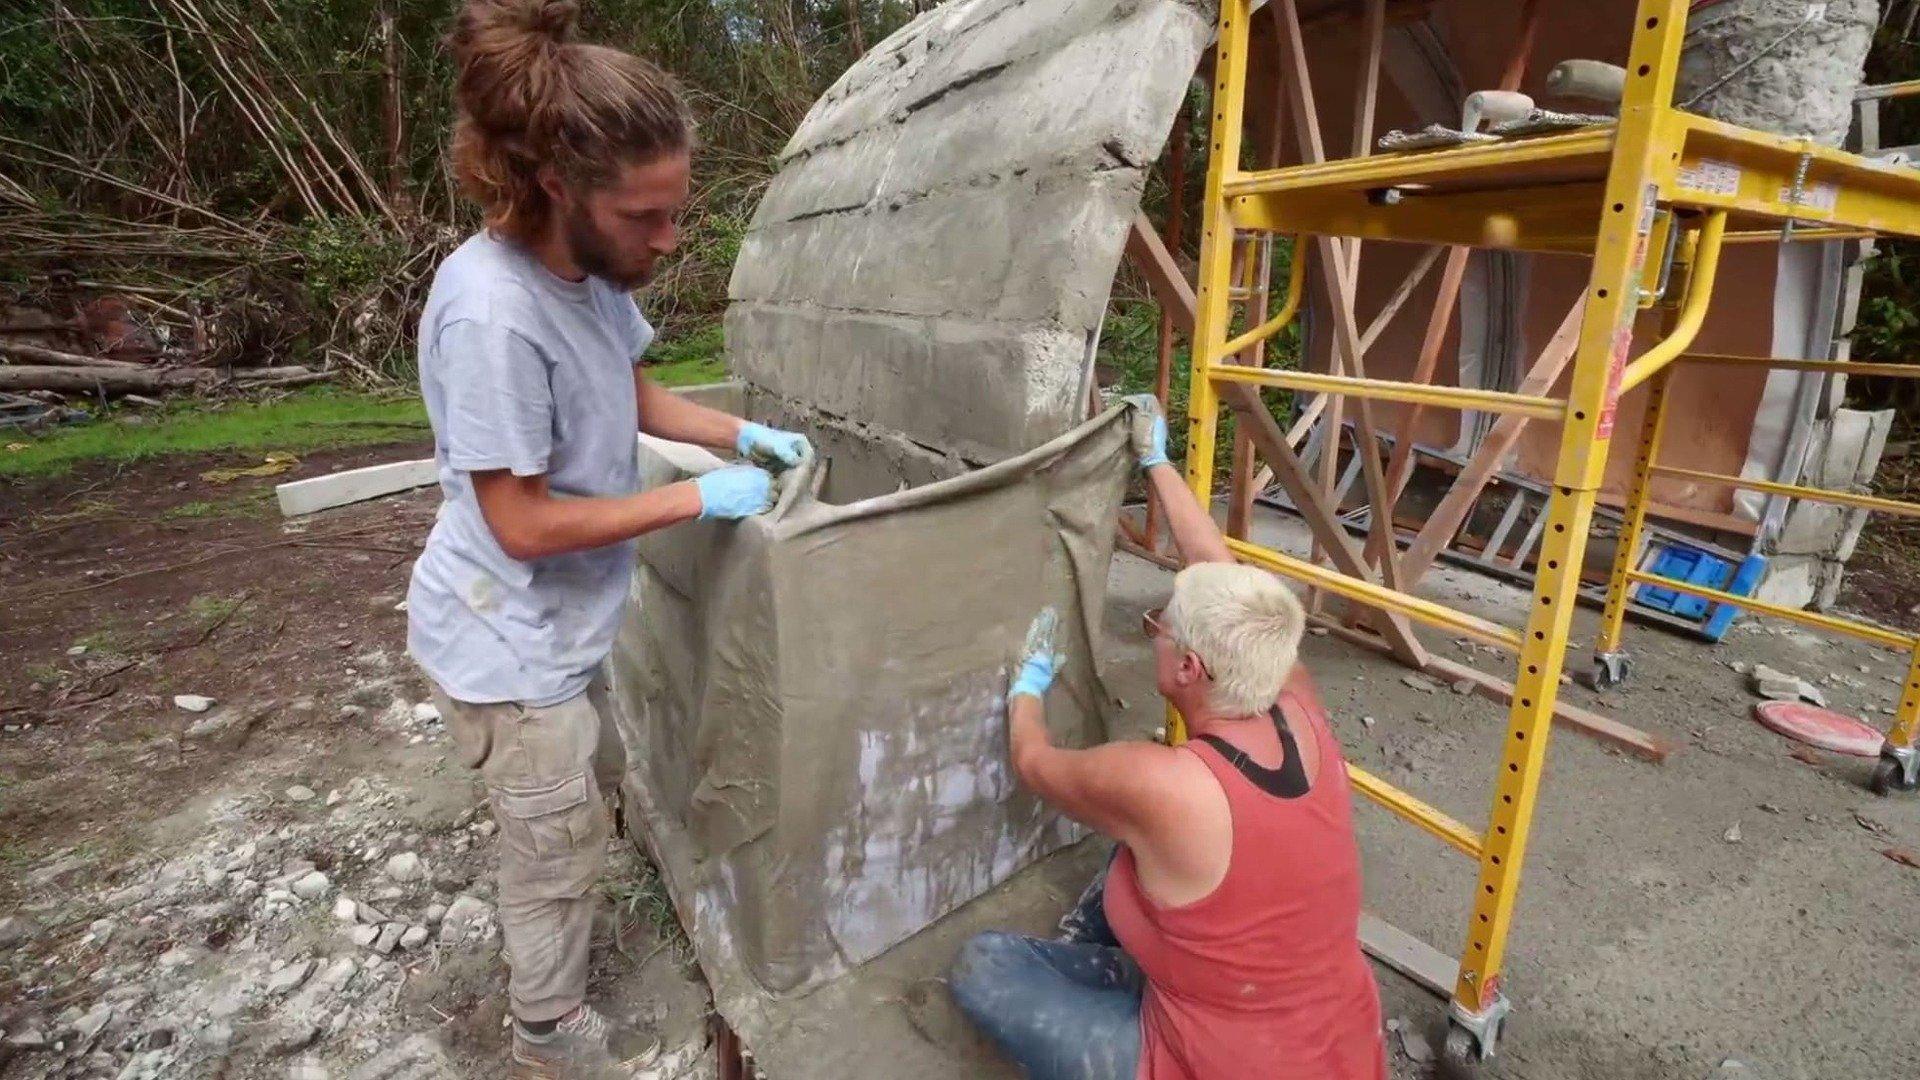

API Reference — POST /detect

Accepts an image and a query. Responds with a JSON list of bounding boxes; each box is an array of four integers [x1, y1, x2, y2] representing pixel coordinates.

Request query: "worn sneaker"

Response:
[[512, 1004, 660, 1079]]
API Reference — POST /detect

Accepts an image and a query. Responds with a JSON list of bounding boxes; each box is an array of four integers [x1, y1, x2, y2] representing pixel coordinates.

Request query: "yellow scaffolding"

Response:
[[1591, 350, 1920, 796], [1181, 0, 1920, 1068]]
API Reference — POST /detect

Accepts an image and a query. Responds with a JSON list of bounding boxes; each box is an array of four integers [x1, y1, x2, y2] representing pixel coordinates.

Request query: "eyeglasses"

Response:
[[1143, 606, 1213, 680]]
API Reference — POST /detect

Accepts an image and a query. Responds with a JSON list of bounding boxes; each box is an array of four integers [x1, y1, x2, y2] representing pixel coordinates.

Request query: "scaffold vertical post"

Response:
[[1592, 284, 1683, 687], [1445, 0, 1691, 1058], [1171, 0, 1255, 747]]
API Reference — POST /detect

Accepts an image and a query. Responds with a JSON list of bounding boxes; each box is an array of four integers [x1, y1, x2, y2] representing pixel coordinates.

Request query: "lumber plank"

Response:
[[1145, 103, 1192, 551], [1425, 653, 1672, 763], [1229, 55, 1288, 541], [1359, 912, 1457, 999], [1368, 246, 1473, 567], [1125, 216, 1195, 332], [1394, 300, 1585, 589], [1344, 0, 1385, 283], [1308, 613, 1670, 763], [275, 458, 438, 517], [1275, 0, 1403, 591]]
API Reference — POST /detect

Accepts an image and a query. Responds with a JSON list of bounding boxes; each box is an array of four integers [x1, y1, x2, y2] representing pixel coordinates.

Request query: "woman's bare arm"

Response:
[[1146, 462, 1232, 565]]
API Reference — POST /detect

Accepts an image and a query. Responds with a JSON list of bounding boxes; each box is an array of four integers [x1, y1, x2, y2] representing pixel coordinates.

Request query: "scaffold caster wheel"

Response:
[[1584, 652, 1630, 692], [1872, 756, 1920, 796], [1437, 1025, 1484, 1079]]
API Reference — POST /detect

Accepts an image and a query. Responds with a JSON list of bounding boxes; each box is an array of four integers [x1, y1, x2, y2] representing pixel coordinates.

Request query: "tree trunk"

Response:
[[379, 2, 411, 217], [845, 0, 865, 58]]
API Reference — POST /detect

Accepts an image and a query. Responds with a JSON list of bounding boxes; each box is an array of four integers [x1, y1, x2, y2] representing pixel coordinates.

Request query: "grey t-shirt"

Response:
[[406, 231, 653, 706]]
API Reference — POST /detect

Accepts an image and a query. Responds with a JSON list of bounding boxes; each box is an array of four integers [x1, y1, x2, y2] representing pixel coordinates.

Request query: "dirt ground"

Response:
[[6, 446, 1920, 1079], [0, 444, 708, 1079]]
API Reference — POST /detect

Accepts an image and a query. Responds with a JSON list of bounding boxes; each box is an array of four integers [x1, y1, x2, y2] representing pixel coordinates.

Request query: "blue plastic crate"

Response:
[[1632, 541, 1767, 642]]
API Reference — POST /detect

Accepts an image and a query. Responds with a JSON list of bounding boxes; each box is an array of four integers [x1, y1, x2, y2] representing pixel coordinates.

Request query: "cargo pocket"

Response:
[[493, 772, 596, 860]]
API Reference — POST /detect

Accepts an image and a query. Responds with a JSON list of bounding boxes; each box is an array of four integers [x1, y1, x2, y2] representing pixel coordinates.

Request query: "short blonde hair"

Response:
[[1163, 562, 1305, 716]]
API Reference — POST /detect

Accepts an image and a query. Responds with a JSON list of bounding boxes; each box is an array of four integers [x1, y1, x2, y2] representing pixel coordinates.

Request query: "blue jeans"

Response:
[[948, 857, 1143, 1080]]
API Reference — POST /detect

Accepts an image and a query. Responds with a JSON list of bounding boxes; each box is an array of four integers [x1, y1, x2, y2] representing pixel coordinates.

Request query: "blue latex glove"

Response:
[[1124, 394, 1170, 469], [1010, 608, 1067, 700], [736, 422, 813, 471], [694, 465, 774, 520]]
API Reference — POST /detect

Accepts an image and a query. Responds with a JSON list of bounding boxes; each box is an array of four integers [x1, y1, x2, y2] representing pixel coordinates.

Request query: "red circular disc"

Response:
[[1752, 700, 1885, 758]]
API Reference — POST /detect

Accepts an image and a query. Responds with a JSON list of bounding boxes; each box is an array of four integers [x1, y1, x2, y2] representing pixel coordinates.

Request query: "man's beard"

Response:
[[563, 206, 651, 291]]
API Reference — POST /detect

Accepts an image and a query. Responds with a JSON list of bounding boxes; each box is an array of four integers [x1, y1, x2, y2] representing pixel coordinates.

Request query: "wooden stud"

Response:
[[1368, 246, 1473, 564], [1221, 377, 1428, 665], [1308, 613, 1671, 762], [1146, 102, 1192, 549], [1359, 912, 1459, 998], [1393, 300, 1586, 590], [1274, 0, 1403, 593], [1126, 216, 1196, 331], [1358, 0, 1546, 576]]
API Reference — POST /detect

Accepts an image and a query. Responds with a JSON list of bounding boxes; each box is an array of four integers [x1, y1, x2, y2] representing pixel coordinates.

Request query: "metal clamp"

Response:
[[1782, 151, 1814, 243], [1638, 211, 1681, 307], [1448, 992, 1513, 1061]]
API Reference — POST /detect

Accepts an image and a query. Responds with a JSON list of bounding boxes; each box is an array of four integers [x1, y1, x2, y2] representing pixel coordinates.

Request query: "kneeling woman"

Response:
[[949, 398, 1385, 1080]]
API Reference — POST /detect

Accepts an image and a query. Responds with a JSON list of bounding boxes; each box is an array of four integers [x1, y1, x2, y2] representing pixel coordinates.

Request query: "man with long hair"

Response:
[[408, 2, 810, 1074]]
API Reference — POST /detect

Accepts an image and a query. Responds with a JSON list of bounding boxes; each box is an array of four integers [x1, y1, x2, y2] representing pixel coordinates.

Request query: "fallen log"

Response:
[[240, 371, 334, 388], [0, 365, 208, 393], [238, 366, 329, 380], [0, 339, 148, 371], [0, 365, 326, 394]]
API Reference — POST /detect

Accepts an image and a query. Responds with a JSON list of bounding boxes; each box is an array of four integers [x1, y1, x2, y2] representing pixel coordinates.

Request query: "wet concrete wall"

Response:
[[725, 0, 1212, 481], [1679, 0, 1877, 146]]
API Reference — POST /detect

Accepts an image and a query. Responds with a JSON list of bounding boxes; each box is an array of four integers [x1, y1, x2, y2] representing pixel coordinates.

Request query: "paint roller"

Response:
[[1544, 59, 1628, 107], [1461, 90, 1534, 134]]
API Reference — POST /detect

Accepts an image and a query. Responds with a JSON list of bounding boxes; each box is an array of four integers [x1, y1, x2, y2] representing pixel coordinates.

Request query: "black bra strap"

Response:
[[1196, 705, 1310, 799]]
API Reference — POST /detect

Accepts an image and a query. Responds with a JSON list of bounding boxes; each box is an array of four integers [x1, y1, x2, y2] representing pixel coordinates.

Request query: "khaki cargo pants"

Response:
[[431, 675, 627, 1023]]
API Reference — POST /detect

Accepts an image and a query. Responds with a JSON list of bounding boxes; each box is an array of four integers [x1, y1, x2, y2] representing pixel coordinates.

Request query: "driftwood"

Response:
[[0, 364, 327, 394]]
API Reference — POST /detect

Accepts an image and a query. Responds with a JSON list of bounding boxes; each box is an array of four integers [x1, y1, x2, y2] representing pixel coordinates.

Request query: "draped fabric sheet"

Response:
[[609, 403, 1138, 1024]]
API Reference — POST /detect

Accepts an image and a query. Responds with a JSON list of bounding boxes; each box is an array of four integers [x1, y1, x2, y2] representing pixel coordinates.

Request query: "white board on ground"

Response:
[[276, 459, 438, 518], [1358, 911, 1459, 999]]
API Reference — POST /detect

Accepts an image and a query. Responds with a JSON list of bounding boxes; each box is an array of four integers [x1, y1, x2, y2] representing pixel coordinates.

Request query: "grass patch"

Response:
[[1098, 277, 1300, 483], [644, 325, 729, 387], [161, 488, 275, 522], [3, 343, 732, 480], [162, 500, 220, 521], [604, 855, 694, 965], [187, 593, 246, 624], [72, 628, 133, 656], [0, 388, 428, 480], [25, 663, 63, 685]]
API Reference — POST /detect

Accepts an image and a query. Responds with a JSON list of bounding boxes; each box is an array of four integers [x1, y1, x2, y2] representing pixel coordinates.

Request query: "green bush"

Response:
[[1098, 236, 1300, 483]]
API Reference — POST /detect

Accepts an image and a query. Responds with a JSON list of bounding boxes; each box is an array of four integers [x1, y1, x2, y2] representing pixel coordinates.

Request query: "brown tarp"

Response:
[[609, 403, 1137, 1022]]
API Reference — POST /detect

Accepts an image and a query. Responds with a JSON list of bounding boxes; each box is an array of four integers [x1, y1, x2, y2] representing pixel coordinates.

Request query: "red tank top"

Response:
[[1103, 676, 1386, 1080]]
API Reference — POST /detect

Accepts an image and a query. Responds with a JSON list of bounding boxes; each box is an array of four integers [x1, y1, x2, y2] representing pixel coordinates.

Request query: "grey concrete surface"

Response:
[[1758, 406, 1894, 611], [1678, 0, 1876, 145]]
